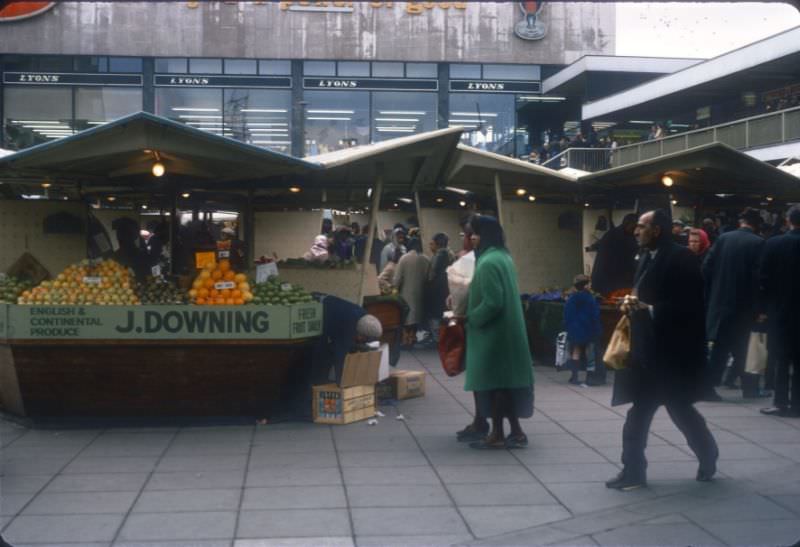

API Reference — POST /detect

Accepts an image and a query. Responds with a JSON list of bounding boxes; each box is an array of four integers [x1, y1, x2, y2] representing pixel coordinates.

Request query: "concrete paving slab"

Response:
[[156, 453, 249, 472], [447, 482, 558, 506], [146, 470, 245, 491], [592, 521, 724, 546], [0, 474, 53, 493], [338, 450, 428, 468], [435, 464, 537, 485], [0, 492, 36, 516], [341, 465, 439, 486], [2, 457, 70, 475], [241, 485, 347, 510], [116, 541, 229, 547], [459, 505, 571, 538], [133, 488, 243, 513], [357, 534, 473, 546], [247, 451, 342, 469], [3, 513, 125, 543], [702, 518, 800, 546], [43, 472, 149, 493], [525, 462, 620, 484], [117, 511, 237, 542], [237, 509, 351, 538], [235, 539, 353, 547], [347, 484, 452, 507], [22, 491, 139, 515], [351, 507, 468, 536], [245, 467, 342, 487], [62, 456, 158, 475], [513, 446, 611, 464]]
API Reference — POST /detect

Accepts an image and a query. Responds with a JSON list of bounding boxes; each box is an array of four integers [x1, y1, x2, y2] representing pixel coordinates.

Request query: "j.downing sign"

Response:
[[1, 303, 323, 340]]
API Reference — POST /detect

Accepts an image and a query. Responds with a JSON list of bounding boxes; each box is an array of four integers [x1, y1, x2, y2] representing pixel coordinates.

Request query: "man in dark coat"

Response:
[[590, 214, 639, 295], [702, 208, 767, 398], [607, 210, 718, 490], [759, 205, 800, 418]]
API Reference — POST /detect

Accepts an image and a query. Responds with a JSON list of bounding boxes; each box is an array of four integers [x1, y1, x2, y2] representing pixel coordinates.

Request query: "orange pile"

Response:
[[188, 259, 253, 306]]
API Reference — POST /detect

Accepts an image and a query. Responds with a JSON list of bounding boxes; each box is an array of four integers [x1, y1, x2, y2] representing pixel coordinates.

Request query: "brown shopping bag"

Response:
[[745, 332, 768, 375], [603, 315, 631, 370], [438, 318, 466, 377]]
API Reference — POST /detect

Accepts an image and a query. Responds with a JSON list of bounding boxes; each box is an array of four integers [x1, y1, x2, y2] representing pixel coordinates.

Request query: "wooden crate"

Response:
[[312, 383, 376, 425]]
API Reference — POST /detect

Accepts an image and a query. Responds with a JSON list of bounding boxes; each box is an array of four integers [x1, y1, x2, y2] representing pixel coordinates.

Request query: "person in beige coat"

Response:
[[393, 237, 430, 345]]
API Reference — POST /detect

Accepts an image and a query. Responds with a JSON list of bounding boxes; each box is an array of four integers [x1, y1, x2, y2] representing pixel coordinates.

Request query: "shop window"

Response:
[[223, 89, 292, 153], [371, 92, 437, 143], [189, 58, 223, 74], [482, 64, 540, 81], [3, 87, 73, 150], [449, 93, 516, 155], [37, 56, 74, 72], [109, 57, 143, 73], [406, 63, 437, 78], [225, 59, 257, 75], [155, 88, 223, 133], [449, 64, 481, 79], [74, 56, 108, 73], [372, 62, 403, 78], [75, 87, 143, 131], [304, 90, 369, 154], [259, 60, 291, 75], [304, 61, 336, 76], [155, 58, 188, 73], [338, 61, 369, 77]]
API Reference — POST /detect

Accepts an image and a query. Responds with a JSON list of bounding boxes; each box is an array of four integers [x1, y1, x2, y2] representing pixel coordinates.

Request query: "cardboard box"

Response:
[[340, 350, 382, 388], [312, 384, 376, 425], [377, 370, 426, 400]]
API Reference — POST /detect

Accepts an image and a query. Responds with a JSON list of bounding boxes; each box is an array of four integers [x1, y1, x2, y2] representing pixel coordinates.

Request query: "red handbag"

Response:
[[438, 318, 466, 377]]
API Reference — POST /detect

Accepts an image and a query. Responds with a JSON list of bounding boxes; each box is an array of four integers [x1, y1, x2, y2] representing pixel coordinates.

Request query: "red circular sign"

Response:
[[0, 1, 56, 22]]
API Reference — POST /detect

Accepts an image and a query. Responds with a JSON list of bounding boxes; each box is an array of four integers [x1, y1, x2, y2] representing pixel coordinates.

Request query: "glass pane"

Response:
[[155, 58, 187, 73], [109, 57, 143, 73], [406, 63, 437, 78], [224, 88, 292, 153], [189, 58, 223, 74], [74, 57, 107, 73], [4, 87, 73, 150], [372, 62, 403, 78], [372, 92, 437, 143], [338, 61, 369, 77], [449, 64, 481, 79], [38, 56, 73, 72], [155, 88, 223, 133], [259, 60, 291, 75], [482, 64, 540, 81], [449, 93, 516, 155], [74, 87, 143, 131], [304, 90, 369, 154], [225, 59, 257, 75], [304, 61, 335, 76], [3, 55, 36, 72]]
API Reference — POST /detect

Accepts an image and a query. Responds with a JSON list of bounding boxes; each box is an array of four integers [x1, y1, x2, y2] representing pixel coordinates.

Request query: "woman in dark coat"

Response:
[[563, 274, 601, 385], [426, 232, 452, 340]]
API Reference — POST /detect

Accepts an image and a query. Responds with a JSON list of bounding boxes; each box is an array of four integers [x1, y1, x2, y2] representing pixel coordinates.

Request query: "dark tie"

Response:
[[634, 252, 652, 290]]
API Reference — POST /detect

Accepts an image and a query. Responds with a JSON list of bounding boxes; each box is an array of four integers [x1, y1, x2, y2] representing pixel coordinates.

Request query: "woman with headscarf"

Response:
[[464, 215, 534, 449], [393, 237, 430, 346], [304, 235, 330, 263], [378, 246, 404, 295], [379, 227, 407, 273], [687, 228, 711, 266]]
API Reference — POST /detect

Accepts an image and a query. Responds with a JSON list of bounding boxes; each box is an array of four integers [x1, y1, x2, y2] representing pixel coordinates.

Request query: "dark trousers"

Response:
[[708, 317, 760, 395], [774, 342, 800, 411], [622, 399, 718, 479]]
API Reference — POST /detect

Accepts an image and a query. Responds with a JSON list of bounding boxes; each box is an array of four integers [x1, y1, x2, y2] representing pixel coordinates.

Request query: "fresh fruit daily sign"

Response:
[[1, 303, 322, 340]]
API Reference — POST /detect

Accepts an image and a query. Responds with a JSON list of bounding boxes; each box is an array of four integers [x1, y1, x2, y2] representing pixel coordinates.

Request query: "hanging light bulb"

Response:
[[671, 199, 678, 206], [435, 197, 444, 203], [289, 186, 301, 193], [661, 175, 674, 187], [41, 182, 51, 189], [107, 196, 116, 202], [528, 195, 536, 202], [181, 192, 191, 198], [515, 188, 527, 196], [152, 162, 165, 177], [459, 200, 467, 207]]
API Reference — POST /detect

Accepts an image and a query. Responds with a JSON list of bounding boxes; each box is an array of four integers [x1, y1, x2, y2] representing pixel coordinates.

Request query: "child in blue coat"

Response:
[[563, 274, 602, 385]]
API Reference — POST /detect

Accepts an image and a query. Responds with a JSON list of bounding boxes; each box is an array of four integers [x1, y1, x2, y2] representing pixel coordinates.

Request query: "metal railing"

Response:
[[541, 147, 612, 172], [611, 105, 800, 168]]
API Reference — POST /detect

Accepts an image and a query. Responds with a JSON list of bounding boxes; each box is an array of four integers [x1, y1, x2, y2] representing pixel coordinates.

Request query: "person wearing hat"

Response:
[[672, 219, 688, 246], [703, 207, 769, 399], [112, 217, 152, 282], [220, 226, 246, 271], [563, 274, 603, 386]]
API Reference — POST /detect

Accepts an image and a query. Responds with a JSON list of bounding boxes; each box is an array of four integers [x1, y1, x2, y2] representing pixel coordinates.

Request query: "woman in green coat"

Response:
[[465, 215, 534, 449]]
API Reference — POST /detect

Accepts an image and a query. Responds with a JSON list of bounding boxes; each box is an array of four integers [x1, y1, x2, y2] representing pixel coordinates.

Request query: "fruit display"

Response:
[[189, 259, 253, 306], [17, 259, 139, 306], [280, 257, 356, 269], [0, 276, 34, 304], [250, 276, 314, 305], [137, 278, 189, 305]]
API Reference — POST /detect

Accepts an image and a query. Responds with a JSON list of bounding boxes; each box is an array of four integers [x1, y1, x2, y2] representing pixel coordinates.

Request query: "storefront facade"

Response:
[[0, 1, 615, 157]]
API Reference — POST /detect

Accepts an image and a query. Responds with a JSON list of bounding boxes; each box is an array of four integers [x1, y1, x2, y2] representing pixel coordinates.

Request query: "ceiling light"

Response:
[[766, 196, 774, 202], [307, 116, 352, 121], [240, 108, 288, 113], [379, 111, 426, 115], [451, 112, 498, 117], [374, 118, 419, 122], [459, 200, 467, 207], [178, 115, 222, 119], [445, 186, 470, 195], [152, 162, 165, 177], [41, 182, 51, 189], [393, 202, 399, 208], [528, 195, 536, 202], [107, 196, 116, 202], [435, 197, 444, 203], [172, 107, 220, 112], [289, 186, 301, 193], [671, 199, 678, 205], [367, 188, 373, 198], [141, 205, 148, 210], [629, 120, 655, 124], [661, 175, 674, 187], [181, 192, 191, 198], [584, 202, 590, 207], [515, 188, 527, 196], [307, 109, 354, 115]]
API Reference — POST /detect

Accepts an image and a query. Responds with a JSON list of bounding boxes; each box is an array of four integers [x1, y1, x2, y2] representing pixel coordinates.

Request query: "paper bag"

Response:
[[603, 315, 631, 370], [745, 332, 768, 375]]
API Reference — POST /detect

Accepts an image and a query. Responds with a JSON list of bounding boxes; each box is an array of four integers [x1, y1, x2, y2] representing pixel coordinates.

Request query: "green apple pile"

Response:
[[249, 276, 315, 305], [136, 278, 189, 305], [0, 276, 34, 304]]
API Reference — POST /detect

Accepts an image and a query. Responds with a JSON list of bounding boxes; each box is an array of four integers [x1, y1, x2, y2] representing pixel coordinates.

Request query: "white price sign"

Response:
[[214, 281, 236, 290], [83, 276, 103, 285], [280, 283, 293, 292], [151, 265, 162, 277], [218, 250, 230, 258], [256, 262, 279, 284]]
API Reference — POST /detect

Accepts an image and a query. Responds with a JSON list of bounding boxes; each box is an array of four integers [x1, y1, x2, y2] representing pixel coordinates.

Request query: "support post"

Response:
[[414, 191, 426, 255], [169, 190, 178, 275], [358, 174, 384, 305], [245, 188, 255, 274], [493, 172, 504, 226]]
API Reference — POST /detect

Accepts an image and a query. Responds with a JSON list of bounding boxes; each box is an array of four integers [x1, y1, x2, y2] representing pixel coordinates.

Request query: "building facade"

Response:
[[0, 1, 616, 157]]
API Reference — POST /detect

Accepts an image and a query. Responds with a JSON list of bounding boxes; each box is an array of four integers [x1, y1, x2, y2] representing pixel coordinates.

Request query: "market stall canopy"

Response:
[[0, 112, 320, 194], [302, 127, 463, 204], [445, 144, 583, 200], [578, 142, 800, 201]]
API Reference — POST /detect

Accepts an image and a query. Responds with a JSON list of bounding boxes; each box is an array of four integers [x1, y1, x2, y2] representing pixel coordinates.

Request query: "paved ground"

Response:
[[1, 349, 800, 547]]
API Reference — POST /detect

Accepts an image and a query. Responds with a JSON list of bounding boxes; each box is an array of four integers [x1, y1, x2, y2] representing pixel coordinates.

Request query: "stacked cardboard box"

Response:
[[313, 350, 381, 425], [376, 370, 426, 401]]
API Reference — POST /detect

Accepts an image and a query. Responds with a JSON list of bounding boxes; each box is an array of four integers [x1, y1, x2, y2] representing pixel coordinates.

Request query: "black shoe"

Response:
[[605, 471, 646, 491], [696, 467, 716, 482], [456, 424, 489, 442]]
